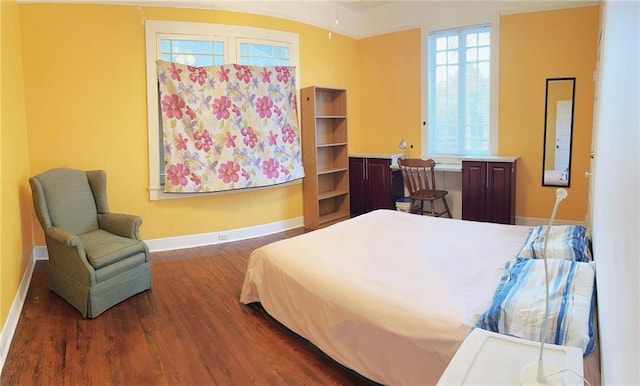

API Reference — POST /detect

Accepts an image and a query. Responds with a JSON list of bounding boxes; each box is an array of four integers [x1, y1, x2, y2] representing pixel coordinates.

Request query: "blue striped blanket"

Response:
[[475, 257, 596, 355], [518, 225, 592, 262]]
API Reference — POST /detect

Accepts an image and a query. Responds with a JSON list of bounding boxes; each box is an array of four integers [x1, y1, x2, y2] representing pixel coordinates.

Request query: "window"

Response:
[[145, 21, 299, 200], [426, 25, 491, 157]]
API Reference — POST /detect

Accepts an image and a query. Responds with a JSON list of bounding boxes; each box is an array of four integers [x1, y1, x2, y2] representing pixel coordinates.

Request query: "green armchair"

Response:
[[29, 168, 151, 318]]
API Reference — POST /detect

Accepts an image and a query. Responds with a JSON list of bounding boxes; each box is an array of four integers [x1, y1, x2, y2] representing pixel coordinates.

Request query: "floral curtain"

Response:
[[156, 60, 304, 193]]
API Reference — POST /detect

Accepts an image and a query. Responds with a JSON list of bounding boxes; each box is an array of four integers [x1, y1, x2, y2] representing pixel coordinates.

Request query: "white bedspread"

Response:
[[240, 210, 531, 385]]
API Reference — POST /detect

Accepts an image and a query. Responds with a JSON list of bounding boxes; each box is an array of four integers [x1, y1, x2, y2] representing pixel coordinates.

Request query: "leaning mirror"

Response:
[[542, 77, 576, 187]]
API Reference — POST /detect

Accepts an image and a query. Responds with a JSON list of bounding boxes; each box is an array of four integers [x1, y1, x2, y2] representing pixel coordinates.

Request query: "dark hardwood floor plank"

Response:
[[1, 228, 368, 385]]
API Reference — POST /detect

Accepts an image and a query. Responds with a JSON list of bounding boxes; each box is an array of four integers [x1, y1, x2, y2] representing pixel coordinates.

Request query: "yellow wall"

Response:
[[357, 29, 422, 157], [1, 0, 34, 329], [19, 4, 360, 244], [499, 6, 599, 220]]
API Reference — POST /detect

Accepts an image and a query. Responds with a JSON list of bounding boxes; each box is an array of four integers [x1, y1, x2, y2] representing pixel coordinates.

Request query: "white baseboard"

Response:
[[0, 250, 37, 372], [26, 216, 305, 258], [145, 216, 304, 252]]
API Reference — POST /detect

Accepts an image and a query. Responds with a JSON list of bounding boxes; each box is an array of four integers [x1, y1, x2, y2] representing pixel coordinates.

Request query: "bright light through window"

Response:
[[427, 25, 491, 156]]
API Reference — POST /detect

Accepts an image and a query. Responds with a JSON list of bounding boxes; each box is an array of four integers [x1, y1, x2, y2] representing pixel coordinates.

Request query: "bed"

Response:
[[240, 209, 536, 385]]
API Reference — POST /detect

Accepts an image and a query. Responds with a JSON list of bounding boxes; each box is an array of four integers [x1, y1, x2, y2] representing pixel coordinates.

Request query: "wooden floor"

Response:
[[1, 229, 375, 386]]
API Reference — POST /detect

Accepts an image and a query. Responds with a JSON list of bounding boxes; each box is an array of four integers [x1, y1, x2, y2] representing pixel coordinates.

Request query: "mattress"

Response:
[[240, 209, 531, 385]]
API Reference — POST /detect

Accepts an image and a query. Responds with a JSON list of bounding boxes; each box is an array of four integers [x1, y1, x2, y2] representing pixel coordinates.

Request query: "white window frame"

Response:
[[144, 20, 299, 200], [420, 22, 499, 164]]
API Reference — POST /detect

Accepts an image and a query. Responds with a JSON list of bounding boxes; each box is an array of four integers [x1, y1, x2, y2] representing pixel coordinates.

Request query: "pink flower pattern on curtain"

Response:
[[156, 60, 304, 193]]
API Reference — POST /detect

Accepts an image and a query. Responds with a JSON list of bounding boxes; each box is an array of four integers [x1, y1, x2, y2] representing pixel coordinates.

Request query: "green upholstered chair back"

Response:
[[30, 168, 100, 235]]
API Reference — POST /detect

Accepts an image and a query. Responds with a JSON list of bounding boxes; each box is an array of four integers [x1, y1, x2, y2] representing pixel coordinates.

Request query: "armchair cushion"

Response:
[[79, 230, 147, 269]]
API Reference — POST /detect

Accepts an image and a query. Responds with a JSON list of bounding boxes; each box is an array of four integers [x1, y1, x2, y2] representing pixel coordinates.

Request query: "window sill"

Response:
[[148, 179, 302, 201]]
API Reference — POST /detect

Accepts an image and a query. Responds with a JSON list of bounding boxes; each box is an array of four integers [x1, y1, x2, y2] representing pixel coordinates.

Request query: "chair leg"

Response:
[[430, 200, 436, 217], [410, 199, 418, 214], [442, 197, 452, 218]]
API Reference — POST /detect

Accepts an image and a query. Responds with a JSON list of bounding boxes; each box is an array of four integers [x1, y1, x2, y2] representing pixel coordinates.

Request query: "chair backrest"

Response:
[[397, 158, 438, 195], [29, 168, 102, 235]]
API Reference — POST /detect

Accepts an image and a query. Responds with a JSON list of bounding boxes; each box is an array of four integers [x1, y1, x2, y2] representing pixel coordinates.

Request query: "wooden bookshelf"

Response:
[[301, 86, 350, 230]]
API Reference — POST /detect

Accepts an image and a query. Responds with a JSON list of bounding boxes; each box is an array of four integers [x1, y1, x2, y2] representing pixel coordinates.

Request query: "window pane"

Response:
[[160, 39, 224, 66], [435, 65, 447, 83], [447, 65, 458, 85], [478, 61, 490, 78], [479, 32, 490, 46], [466, 48, 477, 61], [239, 43, 290, 66], [428, 26, 490, 156], [172, 53, 194, 65], [447, 36, 458, 49], [478, 47, 490, 61], [172, 40, 213, 54], [447, 50, 458, 64], [466, 33, 477, 47], [173, 54, 216, 66], [213, 42, 224, 56]]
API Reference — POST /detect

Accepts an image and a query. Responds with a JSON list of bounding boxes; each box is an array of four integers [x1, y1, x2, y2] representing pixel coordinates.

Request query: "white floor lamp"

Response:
[[520, 187, 568, 386]]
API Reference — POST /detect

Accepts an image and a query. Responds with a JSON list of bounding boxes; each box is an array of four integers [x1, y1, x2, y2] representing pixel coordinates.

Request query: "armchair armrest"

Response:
[[47, 226, 81, 247], [98, 213, 142, 239], [44, 226, 96, 286]]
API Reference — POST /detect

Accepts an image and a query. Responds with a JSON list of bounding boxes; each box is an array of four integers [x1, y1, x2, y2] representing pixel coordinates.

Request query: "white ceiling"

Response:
[[338, 0, 390, 12], [18, 0, 599, 38]]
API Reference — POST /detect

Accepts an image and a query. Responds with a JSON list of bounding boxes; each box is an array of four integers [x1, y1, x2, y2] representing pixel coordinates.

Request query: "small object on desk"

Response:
[[437, 329, 584, 386]]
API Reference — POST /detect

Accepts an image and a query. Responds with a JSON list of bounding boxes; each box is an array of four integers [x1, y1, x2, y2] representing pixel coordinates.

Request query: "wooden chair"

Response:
[[397, 158, 452, 218]]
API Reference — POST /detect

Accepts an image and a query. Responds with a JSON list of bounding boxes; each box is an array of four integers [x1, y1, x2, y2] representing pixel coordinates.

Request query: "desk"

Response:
[[390, 156, 519, 223]]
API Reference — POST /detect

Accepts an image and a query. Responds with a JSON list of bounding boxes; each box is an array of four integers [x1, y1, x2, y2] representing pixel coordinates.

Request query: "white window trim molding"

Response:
[[420, 17, 500, 163], [144, 20, 300, 200]]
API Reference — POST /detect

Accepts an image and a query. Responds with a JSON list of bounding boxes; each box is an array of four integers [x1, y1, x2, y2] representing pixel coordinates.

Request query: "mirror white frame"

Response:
[[542, 77, 576, 187]]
